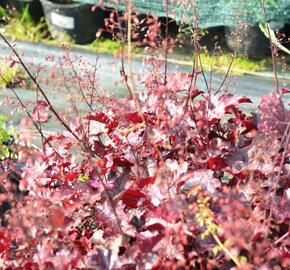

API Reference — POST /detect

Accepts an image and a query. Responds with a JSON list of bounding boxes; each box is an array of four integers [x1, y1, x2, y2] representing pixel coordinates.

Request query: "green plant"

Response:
[[199, 53, 269, 74], [0, 6, 7, 18], [192, 187, 242, 267], [0, 61, 22, 89], [2, 5, 50, 42], [88, 38, 123, 54], [260, 21, 290, 56], [0, 115, 15, 160]]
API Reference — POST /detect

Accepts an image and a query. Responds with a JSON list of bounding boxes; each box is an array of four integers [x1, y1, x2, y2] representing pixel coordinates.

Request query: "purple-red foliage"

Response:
[[0, 69, 289, 269]]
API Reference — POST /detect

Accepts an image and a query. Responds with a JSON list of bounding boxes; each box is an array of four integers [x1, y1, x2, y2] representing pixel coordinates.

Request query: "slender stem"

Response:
[[127, 0, 137, 98], [268, 122, 290, 226], [212, 232, 241, 267], [66, 52, 93, 111], [184, 4, 200, 112], [0, 33, 81, 142], [58, 57, 92, 150], [261, 0, 279, 94], [263, 230, 289, 254], [198, 53, 209, 92], [0, 74, 61, 159], [34, 66, 46, 155], [216, 54, 235, 93], [99, 171, 125, 235], [275, 231, 289, 245], [121, 44, 134, 98], [184, 36, 199, 113], [164, 0, 169, 85], [113, 7, 134, 98]]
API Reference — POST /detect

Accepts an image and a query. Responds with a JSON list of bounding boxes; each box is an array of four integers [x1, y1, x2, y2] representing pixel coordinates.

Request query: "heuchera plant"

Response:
[[0, 67, 289, 269], [0, 1, 289, 269]]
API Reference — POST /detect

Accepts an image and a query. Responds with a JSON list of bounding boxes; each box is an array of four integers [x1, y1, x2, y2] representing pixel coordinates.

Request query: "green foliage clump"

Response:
[[0, 61, 22, 89], [199, 53, 269, 74], [88, 38, 123, 54], [0, 115, 15, 160], [1, 5, 50, 42]]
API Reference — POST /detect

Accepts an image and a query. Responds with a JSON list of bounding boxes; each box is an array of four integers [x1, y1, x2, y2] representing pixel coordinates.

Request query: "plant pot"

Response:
[[225, 26, 271, 59], [9, 0, 44, 21], [39, 0, 104, 44]]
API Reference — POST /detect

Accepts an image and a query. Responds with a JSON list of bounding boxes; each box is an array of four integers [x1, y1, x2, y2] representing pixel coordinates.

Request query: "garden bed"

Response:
[[0, 2, 289, 269]]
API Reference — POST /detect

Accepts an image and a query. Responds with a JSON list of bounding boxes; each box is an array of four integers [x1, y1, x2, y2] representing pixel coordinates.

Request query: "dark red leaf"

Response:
[[113, 157, 133, 167], [227, 130, 236, 142], [143, 223, 165, 232], [143, 112, 156, 125], [122, 112, 143, 123], [138, 176, 156, 189], [64, 142, 73, 150], [9, 60, 19, 68], [282, 87, 290, 95], [86, 112, 108, 123], [176, 180, 186, 190], [224, 97, 252, 111], [208, 131, 219, 141], [93, 140, 106, 157], [0, 230, 10, 253], [74, 237, 90, 255], [36, 100, 50, 109], [137, 233, 163, 253], [86, 112, 118, 129], [207, 157, 226, 171], [208, 94, 252, 125], [120, 188, 146, 208], [23, 262, 39, 270], [241, 118, 257, 134], [107, 119, 119, 130], [59, 161, 71, 169], [63, 172, 79, 182], [252, 232, 264, 242], [44, 135, 54, 145]]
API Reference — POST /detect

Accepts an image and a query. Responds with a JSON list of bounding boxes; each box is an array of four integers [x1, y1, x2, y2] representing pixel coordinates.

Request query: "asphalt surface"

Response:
[[0, 39, 289, 144]]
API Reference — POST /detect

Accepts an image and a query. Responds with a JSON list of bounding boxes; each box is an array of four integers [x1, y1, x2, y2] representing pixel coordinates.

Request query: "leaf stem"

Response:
[[212, 232, 241, 267], [261, 0, 279, 94], [0, 33, 81, 142]]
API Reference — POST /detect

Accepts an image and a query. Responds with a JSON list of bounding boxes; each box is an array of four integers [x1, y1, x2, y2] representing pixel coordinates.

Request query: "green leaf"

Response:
[[259, 22, 290, 56], [0, 145, 9, 159], [0, 115, 7, 122], [0, 130, 9, 143], [78, 175, 89, 182]]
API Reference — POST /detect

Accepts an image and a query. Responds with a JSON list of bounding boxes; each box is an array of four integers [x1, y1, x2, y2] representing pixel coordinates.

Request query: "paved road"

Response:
[[0, 39, 289, 144]]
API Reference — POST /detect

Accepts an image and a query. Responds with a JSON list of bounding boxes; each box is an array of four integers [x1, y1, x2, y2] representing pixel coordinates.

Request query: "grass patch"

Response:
[[79, 38, 141, 55], [0, 61, 23, 89], [46, 36, 143, 56], [0, 6, 51, 42], [47, 37, 123, 55], [199, 53, 270, 74], [87, 38, 123, 54], [151, 51, 271, 75]]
